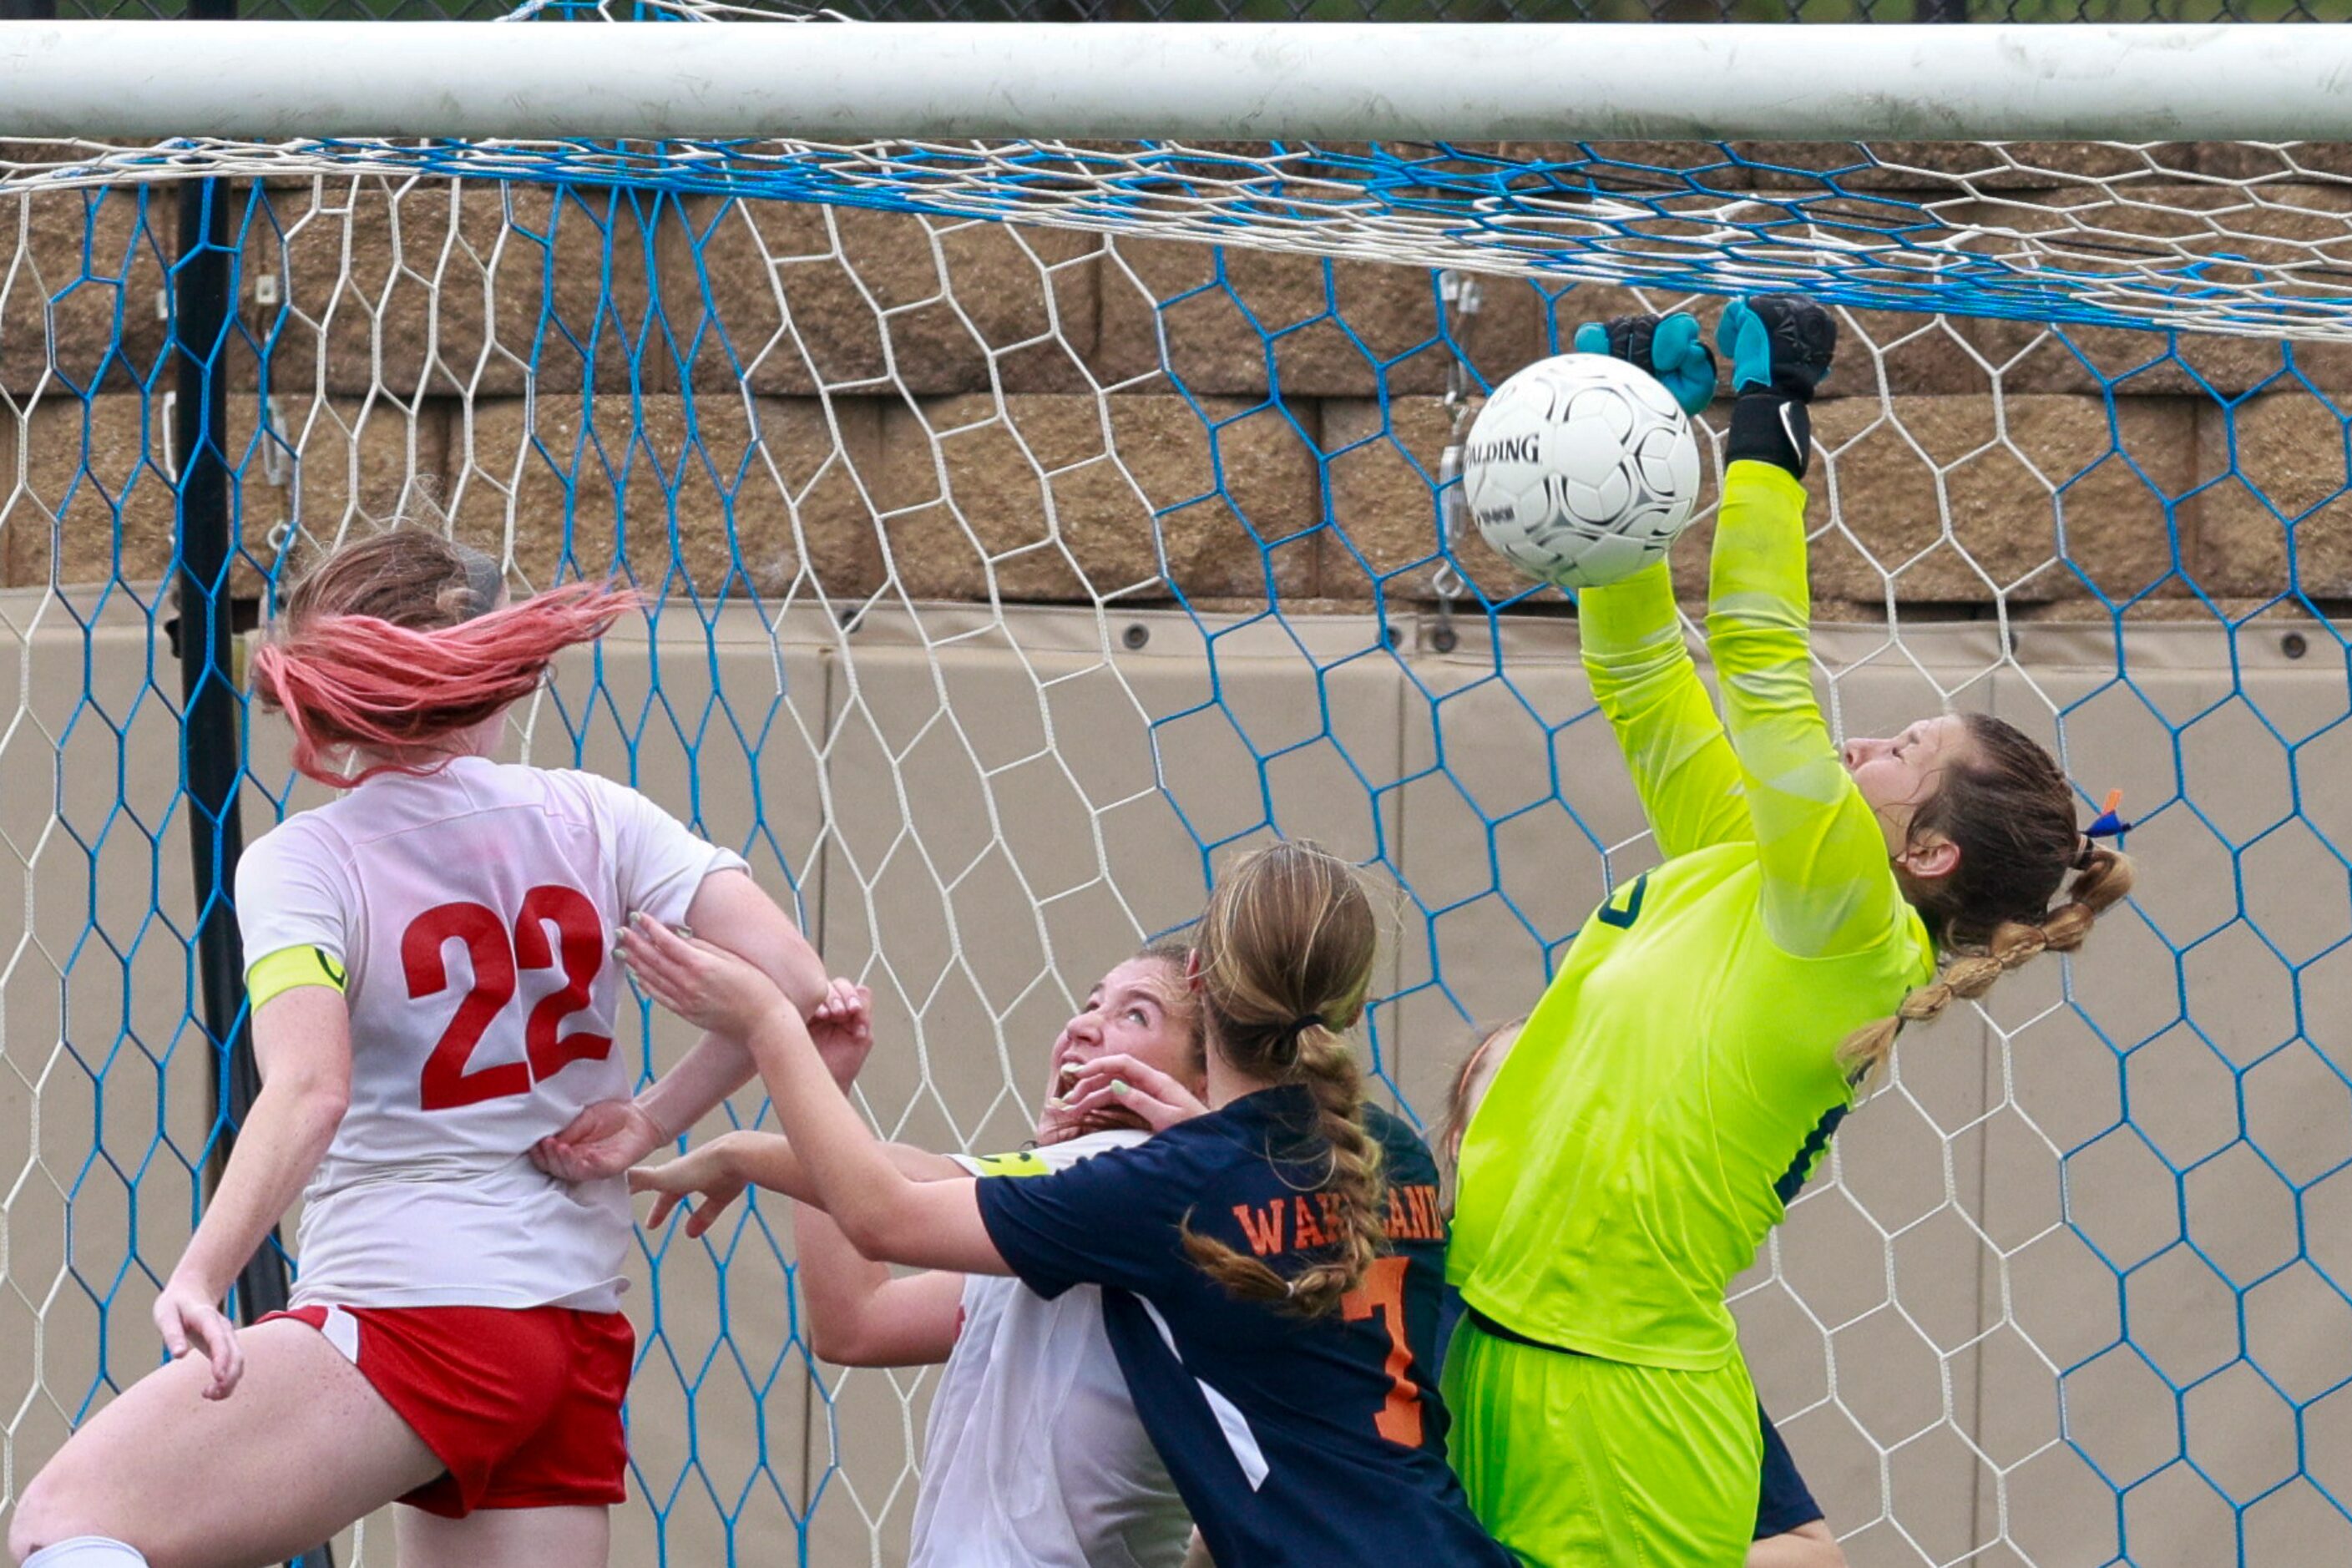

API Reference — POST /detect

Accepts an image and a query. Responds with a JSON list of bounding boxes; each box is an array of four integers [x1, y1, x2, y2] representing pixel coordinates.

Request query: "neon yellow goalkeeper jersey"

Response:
[[1448, 460, 1936, 1373]]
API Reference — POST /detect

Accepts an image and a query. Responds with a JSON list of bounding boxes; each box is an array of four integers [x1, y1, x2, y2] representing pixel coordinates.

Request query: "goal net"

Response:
[[1, 12, 2345, 1567]]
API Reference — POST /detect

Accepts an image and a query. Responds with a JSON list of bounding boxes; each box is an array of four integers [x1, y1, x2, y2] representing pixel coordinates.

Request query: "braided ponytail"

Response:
[[1179, 841, 1383, 1318], [1185, 1020, 1388, 1316], [1844, 842, 2135, 1085]]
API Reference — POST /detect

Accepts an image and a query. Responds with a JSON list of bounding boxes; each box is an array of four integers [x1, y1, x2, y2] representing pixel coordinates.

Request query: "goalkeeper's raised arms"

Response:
[[1719, 293, 1839, 481]]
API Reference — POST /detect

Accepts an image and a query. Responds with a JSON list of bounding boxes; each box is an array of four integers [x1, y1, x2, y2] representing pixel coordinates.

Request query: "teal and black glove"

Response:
[[1572, 312, 1717, 417], [1717, 293, 1837, 480]]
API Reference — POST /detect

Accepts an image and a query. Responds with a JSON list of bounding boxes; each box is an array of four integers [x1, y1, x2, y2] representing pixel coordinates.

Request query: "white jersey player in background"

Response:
[[627, 944, 1211, 1568], [9, 532, 825, 1568]]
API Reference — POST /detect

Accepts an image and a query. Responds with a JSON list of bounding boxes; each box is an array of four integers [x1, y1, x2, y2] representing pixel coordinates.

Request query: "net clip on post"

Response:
[[1429, 268, 1485, 656]]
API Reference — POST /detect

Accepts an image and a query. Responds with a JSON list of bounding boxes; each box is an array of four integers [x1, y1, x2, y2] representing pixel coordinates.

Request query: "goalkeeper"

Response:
[[1444, 295, 2137, 1565]]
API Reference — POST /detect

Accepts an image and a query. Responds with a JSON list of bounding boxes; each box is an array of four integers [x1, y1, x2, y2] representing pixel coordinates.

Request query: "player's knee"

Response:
[[8, 1464, 68, 1560], [1796, 1521, 1847, 1568], [9, 1456, 114, 1563], [1746, 1524, 1845, 1568]]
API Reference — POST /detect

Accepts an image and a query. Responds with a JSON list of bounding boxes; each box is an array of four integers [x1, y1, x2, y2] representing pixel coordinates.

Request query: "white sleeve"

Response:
[[953, 1132, 1151, 1180], [235, 819, 355, 968], [579, 774, 752, 928]]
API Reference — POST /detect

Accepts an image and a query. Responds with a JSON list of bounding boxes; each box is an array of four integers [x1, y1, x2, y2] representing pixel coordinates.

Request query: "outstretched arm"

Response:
[[630, 1127, 974, 1366], [629, 969, 973, 1371], [792, 1206, 969, 1368], [1581, 562, 1754, 859], [1705, 296, 1904, 959], [1570, 312, 1752, 860], [631, 870, 829, 1138], [617, 918, 1011, 1277], [631, 1129, 969, 1232], [1708, 464, 1903, 959], [534, 870, 827, 1182]]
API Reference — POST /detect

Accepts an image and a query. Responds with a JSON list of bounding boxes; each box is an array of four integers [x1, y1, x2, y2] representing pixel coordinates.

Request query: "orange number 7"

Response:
[[1340, 1254, 1424, 1448]]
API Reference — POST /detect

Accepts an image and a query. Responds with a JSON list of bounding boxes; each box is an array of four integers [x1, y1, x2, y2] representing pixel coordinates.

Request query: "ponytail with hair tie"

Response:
[[1848, 719, 2140, 1085], [1177, 841, 1385, 1318], [454, 544, 507, 624]]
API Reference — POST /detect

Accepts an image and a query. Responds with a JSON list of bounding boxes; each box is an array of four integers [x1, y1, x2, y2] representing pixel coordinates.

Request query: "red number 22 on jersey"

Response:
[[403, 886, 612, 1111]]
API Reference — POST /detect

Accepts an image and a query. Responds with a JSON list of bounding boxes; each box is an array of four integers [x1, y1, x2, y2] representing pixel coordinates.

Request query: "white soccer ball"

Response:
[[1459, 352, 1704, 590]]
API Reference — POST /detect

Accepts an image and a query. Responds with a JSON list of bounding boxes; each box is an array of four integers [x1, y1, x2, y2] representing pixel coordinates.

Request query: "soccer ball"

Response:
[[1459, 353, 1703, 590]]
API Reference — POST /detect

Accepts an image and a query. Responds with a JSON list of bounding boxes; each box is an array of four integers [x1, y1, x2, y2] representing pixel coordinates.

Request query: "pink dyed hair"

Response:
[[250, 532, 640, 787]]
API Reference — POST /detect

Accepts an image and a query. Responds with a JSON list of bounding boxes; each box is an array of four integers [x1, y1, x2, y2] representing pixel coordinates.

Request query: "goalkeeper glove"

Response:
[[1717, 294, 1838, 481], [1572, 312, 1717, 417]]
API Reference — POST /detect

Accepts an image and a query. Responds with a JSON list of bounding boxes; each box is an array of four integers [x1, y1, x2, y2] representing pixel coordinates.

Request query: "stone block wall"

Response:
[[1, 157, 2344, 620]]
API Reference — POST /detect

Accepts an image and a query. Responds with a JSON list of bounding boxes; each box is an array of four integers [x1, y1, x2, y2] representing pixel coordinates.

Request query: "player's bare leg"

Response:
[[1749, 1520, 1845, 1568], [7, 1318, 443, 1568], [394, 1504, 609, 1568]]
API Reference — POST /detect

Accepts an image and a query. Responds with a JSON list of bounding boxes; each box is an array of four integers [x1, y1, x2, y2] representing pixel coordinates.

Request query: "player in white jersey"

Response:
[[627, 945, 1211, 1568], [9, 532, 826, 1568]]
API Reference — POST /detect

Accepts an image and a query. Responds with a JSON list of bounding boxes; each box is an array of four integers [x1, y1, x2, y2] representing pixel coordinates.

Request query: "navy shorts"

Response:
[[1755, 1402, 1826, 1539]]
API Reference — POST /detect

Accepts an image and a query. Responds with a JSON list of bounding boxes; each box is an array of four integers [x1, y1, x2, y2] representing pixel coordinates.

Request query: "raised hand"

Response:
[[808, 977, 875, 1091], [615, 913, 792, 1039], [630, 1136, 750, 1239], [1572, 311, 1717, 416], [153, 1273, 244, 1401], [1717, 293, 1837, 478], [1717, 293, 1837, 402], [1055, 1052, 1211, 1136]]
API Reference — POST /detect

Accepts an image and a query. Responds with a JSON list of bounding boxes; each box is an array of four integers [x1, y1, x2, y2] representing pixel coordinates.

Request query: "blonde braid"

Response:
[[1185, 1024, 1384, 1318], [1842, 846, 2136, 1086], [1176, 840, 1383, 1318]]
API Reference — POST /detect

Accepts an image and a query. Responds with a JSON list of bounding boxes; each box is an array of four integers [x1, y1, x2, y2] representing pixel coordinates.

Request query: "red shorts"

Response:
[[266, 1302, 635, 1518]]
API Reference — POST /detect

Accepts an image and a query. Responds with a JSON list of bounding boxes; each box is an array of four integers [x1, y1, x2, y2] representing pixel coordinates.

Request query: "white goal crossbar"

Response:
[[2, 21, 2351, 144]]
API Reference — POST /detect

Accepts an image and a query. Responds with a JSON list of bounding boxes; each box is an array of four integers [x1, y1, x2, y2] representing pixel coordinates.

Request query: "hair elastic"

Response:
[[2077, 788, 2132, 867], [2083, 788, 2132, 837], [455, 543, 507, 623]]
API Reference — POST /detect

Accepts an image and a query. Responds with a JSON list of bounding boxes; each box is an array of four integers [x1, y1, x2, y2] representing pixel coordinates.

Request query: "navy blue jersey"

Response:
[[976, 1086, 1511, 1568]]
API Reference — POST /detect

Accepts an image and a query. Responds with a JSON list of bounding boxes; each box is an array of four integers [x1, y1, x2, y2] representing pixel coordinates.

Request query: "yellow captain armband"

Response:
[[246, 945, 349, 1011], [967, 1150, 1052, 1180]]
